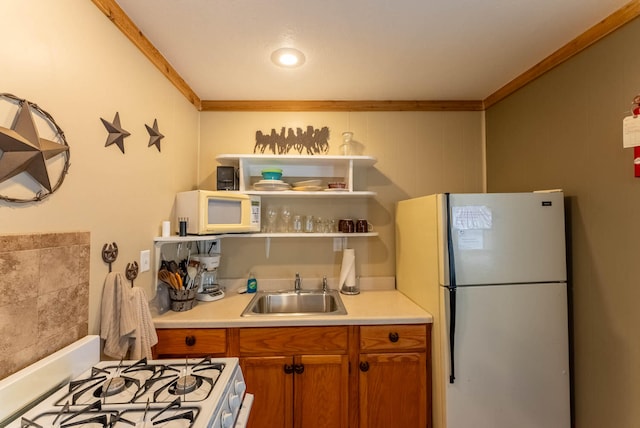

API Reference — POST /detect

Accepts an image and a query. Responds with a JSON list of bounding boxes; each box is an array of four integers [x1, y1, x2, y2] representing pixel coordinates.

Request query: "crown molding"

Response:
[[91, 0, 202, 110], [484, 0, 640, 108]]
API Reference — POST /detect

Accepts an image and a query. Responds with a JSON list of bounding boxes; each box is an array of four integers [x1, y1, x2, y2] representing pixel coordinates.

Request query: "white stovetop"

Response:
[[0, 336, 101, 423]]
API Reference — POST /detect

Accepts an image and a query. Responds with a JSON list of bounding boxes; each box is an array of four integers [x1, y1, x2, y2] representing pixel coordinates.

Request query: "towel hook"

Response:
[[126, 261, 139, 287], [101, 242, 118, 272]]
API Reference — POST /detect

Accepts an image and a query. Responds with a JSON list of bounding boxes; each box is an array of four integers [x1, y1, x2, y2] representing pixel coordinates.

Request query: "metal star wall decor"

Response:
[[0, 93, 70, 203], [101, 112, 130, 154], [145, 118, 164, 152]]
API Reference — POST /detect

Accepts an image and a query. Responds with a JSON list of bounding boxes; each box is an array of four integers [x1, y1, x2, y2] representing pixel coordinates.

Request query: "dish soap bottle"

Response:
[[247, 272, 258, 293]]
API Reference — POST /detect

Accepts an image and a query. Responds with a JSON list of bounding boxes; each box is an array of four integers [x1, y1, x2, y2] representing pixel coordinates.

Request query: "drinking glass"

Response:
[[304, 215, 315, 233], [266, 206, 278, 233], [292, 215, 303, 233], [280, 206, 292, 232]]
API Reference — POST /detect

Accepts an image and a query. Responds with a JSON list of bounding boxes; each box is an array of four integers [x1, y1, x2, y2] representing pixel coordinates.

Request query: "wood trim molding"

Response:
[[91, 0, 202, 110], [200, 100, 484, 112], [484, 0, 640, 108]]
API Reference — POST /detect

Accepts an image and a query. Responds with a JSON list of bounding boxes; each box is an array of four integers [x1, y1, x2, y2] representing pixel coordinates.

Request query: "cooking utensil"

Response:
[[158, 269, 180, 289]]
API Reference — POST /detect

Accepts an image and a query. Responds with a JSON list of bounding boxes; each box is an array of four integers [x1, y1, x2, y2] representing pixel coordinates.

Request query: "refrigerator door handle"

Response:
[[448, 286, 457, 383], [445, 193, 457, 384]]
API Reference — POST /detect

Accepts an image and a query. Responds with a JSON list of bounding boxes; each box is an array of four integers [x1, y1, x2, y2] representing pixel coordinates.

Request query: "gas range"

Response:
[[0, 336, 252, 428]]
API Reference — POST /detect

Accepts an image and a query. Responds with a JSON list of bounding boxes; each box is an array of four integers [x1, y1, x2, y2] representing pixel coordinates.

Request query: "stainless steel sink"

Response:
[[241, 290, 348, 316]]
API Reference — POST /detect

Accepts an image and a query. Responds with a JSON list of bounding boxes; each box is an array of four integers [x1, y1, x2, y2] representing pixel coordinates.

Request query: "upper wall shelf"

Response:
[[216, 154, 377, 197]]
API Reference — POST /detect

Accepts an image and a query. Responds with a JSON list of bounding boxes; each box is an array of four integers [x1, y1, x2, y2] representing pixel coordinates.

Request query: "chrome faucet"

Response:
[[294, 272, 302, 292], [322, 275, 328, 292]]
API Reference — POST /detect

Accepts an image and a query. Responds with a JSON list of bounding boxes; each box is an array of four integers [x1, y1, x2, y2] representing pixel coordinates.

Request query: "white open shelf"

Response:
[[216, 154, 377, 196]]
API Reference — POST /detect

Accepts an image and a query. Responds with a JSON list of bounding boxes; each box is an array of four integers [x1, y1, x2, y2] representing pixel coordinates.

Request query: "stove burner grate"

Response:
[[112, 398, 198, 428], [20, 401, 115, 428]]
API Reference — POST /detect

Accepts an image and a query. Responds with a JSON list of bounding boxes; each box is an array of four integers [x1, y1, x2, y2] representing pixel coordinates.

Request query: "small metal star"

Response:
[[101, 112, 130, 154], [145, 118, 164, 152]]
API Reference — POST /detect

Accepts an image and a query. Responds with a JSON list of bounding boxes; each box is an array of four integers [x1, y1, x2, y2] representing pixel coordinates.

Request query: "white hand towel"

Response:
[[100, 272, 136, 359], [129, 287, 159, 360]]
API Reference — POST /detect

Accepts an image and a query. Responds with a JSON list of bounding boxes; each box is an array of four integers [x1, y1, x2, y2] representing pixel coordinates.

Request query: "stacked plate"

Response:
[[253, 179, 291, 191], [292, 179, 323, 191]]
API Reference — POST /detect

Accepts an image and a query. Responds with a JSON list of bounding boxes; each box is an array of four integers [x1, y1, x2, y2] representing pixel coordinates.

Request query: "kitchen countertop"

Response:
[[152, 289, 433, 328]]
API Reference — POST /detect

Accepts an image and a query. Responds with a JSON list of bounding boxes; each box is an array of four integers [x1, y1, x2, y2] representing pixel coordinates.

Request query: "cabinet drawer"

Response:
[[155, 328, 227, 356], [359, 324, 427, 352], [239, 326, 348, 356]]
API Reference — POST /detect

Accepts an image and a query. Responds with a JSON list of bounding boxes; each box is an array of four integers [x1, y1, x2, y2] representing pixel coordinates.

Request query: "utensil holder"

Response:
[[168, 288, 196, 312]]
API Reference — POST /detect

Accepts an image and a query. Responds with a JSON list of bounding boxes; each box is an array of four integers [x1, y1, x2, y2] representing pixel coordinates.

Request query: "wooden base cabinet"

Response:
[[241, 354, 349, 428], [154, 323, 430, 427], [359, 352, 427, 428], [238, 327, 349, 428], [358, 324, 430, 428], [241, 356, 292, 428]]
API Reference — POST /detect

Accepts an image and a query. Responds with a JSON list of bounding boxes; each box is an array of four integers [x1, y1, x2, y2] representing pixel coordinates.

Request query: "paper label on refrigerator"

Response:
[[457, 229, 484, 249], [452, 205, 492, 229]]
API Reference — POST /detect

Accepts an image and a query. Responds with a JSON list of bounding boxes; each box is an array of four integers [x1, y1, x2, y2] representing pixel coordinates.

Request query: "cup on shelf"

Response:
[[280, 206, 292, 233], [356, 219, 373, 233], [339, 218, 355, 233], [304, 215, 315, 233], [265, 206, 278, 233], [293, 215, 303, 233]]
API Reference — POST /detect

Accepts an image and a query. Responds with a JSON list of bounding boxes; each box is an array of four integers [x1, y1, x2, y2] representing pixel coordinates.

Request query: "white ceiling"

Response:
[[115, 0, 629, 101]]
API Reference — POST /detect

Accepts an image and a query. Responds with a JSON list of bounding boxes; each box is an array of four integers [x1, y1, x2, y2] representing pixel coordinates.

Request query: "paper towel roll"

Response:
[[339, 248, 356, 287]]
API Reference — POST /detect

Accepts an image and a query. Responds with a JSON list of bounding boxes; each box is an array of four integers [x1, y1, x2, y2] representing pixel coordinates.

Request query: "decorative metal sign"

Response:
[[254, 126, 330, 154], [0, 93, 70, 203]]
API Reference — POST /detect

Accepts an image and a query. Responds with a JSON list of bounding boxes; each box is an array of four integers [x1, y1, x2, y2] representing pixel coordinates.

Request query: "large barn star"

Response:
[[0, 102, 68, 192], [145, 118, 164, 152], [101, 112, 130, 154]]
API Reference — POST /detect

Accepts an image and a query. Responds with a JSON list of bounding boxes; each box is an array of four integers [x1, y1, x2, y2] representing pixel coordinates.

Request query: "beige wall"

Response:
[[0, 1, 199, 334], [199, 111, 484, 282], [486, 18, 640, 428], [0, 3, 485, 338]]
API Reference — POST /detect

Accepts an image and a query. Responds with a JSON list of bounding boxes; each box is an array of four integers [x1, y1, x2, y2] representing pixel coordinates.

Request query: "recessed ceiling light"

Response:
[[271, 48, 305, 68]]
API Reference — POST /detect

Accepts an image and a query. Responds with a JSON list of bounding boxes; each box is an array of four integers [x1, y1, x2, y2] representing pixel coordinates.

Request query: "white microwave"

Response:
[[175, 190, 261, 235]]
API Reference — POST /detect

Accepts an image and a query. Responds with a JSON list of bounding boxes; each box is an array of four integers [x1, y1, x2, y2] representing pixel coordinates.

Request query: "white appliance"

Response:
[[0, 336, 253, 428], [395, 192, 571, 428], [176, 190, 261, 235]]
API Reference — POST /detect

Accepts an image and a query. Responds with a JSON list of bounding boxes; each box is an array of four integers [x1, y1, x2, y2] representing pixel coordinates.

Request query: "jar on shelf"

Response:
[[340, 131, 353, 156]]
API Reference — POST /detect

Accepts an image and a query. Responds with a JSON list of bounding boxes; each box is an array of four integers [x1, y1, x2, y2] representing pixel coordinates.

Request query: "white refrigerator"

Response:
[[395, 192, 571, 428]]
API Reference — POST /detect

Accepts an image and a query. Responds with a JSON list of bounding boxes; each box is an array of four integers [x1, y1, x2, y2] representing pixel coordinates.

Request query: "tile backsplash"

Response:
[[0, 232, 90, 380]]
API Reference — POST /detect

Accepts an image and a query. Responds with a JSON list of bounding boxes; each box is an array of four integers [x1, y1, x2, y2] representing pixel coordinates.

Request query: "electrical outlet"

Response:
[[140, 250, 150, 272]]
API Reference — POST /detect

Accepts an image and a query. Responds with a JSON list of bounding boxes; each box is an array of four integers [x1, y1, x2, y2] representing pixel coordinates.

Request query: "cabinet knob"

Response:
[[294, 364, 305, 374], [359, 361, 370, 372], [388, 332, 399, 343], [185, 335, 196, 346], [284, 364, 294, 374]]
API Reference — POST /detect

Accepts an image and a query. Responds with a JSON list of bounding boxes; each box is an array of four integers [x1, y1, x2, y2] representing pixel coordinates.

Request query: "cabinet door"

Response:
[[294, 354, 349, 428], [241, 356, 294, 428], [359, 352, 427, 428]]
